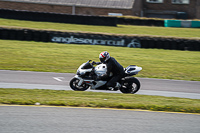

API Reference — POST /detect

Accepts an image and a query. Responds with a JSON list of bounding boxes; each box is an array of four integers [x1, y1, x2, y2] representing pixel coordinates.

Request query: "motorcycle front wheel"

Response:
[[69, 78, 89, 91], [120, 77, 140, 94]]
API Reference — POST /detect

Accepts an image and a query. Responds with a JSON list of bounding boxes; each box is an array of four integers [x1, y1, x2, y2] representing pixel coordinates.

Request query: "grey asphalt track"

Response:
[[0, 70, 200, 99], [0, 70, 200, 133], [0, 106, 200, 133]]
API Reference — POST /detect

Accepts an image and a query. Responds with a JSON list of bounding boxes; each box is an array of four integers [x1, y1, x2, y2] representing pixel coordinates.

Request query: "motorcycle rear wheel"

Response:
[[120, 77, 140, 94], [69, 78, 89, 91]]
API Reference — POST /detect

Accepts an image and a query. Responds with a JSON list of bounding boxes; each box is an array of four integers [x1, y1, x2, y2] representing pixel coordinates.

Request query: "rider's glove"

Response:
[[92, 61, 96, 65]]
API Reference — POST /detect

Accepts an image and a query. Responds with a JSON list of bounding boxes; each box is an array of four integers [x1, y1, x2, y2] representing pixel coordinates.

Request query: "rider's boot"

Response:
[[114, 82, 121, 90]]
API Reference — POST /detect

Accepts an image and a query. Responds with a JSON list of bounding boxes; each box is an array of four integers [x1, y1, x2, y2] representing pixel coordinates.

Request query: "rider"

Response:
[[93, 51, 125, 89]]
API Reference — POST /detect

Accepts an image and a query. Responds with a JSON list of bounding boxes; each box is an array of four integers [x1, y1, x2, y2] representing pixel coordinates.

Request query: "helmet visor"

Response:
[[100, 57, 106, 63]]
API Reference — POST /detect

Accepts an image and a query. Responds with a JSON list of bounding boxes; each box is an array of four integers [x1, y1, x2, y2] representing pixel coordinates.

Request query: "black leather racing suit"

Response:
[[97, 57, 125, 88]]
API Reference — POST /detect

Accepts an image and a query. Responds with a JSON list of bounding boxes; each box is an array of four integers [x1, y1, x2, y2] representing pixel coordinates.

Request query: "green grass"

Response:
[[0, 39, 200, 81], [1, 18, 199, 113], [1, 18, 200, 38], [0, 88, 200, 113]]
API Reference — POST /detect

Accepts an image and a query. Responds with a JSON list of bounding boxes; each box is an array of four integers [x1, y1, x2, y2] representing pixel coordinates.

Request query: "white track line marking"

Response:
[[53, 77, 64, 82]]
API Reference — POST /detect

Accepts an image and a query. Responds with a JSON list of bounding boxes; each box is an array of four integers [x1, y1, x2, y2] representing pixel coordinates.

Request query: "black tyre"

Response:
[[69, 78, 89, 91], [120, 77, 140, 94]]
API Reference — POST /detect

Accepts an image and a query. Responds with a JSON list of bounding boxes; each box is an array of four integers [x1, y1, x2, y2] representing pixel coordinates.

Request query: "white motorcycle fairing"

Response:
[[77, 63, 93, 76], [74, 75, 107, 89], [75, 62, 108, 89], [125, 65, 142, 76]]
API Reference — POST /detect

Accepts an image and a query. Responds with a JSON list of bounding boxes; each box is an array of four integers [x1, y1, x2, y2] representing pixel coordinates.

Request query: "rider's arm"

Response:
[[92, 61, 101, 65], [106, 61, 112, 77]]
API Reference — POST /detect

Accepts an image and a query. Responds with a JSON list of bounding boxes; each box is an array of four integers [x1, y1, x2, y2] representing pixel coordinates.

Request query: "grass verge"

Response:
[[0, 88, 200, 114], [1, 18, 200, 39], [0, 40, 200, 81]]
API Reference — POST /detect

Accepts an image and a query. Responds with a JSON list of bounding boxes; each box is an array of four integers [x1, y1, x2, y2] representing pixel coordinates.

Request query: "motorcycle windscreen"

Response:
[[81, 62, 93, 69]]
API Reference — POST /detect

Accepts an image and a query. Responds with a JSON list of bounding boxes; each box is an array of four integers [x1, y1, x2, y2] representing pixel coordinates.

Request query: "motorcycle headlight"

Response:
[[77, 70, 80, 75], [77, 70, 85, 75]]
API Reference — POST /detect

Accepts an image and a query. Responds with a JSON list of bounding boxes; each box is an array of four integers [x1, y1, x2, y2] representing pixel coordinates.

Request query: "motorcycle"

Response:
[[69, 60, 142, 94]]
